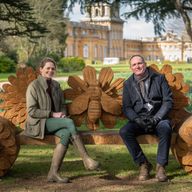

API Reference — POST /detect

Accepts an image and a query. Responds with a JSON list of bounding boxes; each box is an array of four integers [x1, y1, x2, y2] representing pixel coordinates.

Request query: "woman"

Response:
[[24, 57, 99, 183]]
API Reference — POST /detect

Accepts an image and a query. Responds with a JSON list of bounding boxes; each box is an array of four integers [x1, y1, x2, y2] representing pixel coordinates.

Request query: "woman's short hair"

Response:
[[39, 57, 56, 68]]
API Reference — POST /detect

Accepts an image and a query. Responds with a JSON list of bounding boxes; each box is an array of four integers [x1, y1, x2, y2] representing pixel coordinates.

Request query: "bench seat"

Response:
[[17, 130, 177, 145]]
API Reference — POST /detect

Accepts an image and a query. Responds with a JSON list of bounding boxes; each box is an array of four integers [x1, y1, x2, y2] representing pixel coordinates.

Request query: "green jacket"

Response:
[[24, 75, 66, 139]]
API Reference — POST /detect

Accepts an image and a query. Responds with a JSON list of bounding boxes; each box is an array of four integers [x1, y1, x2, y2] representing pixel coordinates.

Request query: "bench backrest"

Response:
[[0, 64, 190, 131]]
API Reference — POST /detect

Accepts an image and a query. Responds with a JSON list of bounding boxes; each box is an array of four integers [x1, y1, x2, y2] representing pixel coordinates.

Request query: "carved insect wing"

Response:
[[68, 76, 87, 92], [63, 88, 82, 101], [70, 113, 86, 127], [100, 92, 122, 115], [105, 78, 124, 96], [98, 67, 114, 91], [100, 112, 117, 128], [8, 76, 18, 86], [83, 66, 97, 85], [160, 64, 172, 74], [149, 64, 160, 72], [68, 92, 90, 115], [0, 67, 37, 128]]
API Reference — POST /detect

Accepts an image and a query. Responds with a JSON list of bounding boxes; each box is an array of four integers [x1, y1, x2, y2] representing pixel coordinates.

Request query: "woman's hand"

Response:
[[51, 112, 66, 118]]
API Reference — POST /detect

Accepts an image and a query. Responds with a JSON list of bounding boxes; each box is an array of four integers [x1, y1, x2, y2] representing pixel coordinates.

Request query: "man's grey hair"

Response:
[[129, 55, 145, 64]]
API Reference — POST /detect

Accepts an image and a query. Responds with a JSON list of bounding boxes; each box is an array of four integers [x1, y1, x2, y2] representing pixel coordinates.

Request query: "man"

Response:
[[119, 55, 173, 182]]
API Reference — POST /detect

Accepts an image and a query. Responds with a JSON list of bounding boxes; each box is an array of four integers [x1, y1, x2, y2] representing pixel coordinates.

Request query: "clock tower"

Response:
[[82, 2, 124, 58]]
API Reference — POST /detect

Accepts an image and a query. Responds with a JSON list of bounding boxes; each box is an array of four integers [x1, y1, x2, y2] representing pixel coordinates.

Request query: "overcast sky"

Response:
[[68, 3, 156, 39]]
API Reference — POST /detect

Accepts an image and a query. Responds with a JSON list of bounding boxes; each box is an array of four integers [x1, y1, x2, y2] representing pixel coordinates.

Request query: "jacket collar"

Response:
[[37, 75, 48, 90], [37, 75, 59, 91], [129, 67, 158, 102]]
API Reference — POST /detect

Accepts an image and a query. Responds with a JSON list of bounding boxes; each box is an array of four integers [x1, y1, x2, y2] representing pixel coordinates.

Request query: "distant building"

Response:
[[65, 3, 192, 62]]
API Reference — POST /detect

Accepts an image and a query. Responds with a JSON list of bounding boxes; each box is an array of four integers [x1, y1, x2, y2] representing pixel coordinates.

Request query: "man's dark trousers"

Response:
[[119, 120, 172, 166]]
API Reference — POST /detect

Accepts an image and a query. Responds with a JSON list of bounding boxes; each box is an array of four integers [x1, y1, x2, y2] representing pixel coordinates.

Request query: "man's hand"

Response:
[[144, 117, 161, 132], [134, 117, 147, 129], [134, 116, 161, 131], [147, 117, 160, 127]]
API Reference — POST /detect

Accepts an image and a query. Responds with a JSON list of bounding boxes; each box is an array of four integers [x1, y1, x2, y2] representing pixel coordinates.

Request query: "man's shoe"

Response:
[[138, 162, 153, 181], [156, 164, 168, 182]]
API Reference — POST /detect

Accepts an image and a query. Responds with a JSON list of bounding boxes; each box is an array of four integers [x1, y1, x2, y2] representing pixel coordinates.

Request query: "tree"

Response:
[[166, 16, 192, 41], [0, 0, 48, 39], [173, 0, 192, 41], [120, 0, 192, 41], [66, 0, 192, 41], [29, 0, 68, 54], [5, 0, 68, 63]]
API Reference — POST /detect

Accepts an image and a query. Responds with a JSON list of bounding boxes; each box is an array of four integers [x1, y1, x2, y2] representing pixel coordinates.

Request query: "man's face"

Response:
[[130, 56, 147, 76]]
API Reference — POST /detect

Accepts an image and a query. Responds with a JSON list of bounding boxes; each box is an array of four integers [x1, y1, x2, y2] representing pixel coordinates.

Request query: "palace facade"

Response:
[[65, 3, 192, 62]]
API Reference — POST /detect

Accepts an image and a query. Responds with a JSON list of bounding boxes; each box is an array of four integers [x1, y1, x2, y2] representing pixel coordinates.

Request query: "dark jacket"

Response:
[[122, 67, 173, 121], [24, 75, 66, 139]]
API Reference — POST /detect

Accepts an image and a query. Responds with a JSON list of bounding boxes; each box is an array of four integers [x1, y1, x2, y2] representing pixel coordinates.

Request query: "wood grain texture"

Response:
[[0, 117, 20, 176], [0, 64, 192, 174]]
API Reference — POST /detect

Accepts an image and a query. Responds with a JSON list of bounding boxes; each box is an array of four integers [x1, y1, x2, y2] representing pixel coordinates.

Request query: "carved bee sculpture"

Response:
[[1, 64, 192, 174], [150, 64, 192, 173], [0, 67, 38, 129], [64, 66, 125, 130]]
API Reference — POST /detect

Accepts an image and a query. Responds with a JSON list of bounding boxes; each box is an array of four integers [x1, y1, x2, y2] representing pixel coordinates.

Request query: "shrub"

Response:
[[26, 56, 42, 69], [6, 50, 18, 63], [27, 51, 61, 69], [58, 57, 85, 72], [0, 55, 16, 73], [47, 52, 60, 63]]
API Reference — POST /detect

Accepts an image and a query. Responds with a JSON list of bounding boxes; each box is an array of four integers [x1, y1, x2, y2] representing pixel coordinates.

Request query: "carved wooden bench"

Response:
[[17, 130, 177, 145], [0, 65, 192, 177]]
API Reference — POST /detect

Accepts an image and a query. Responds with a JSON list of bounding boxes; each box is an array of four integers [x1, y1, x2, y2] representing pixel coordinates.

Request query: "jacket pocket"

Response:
[[24, 119, 40, 137]]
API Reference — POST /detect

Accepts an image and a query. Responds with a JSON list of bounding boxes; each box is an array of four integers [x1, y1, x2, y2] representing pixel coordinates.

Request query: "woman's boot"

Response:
[[71, 135, 99, 170], [47, 143, 69, 183]]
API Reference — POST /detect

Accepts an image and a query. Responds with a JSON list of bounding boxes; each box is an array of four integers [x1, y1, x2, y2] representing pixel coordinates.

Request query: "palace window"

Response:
[[83, 44, 89, 58], [95, 9, 99, 17], [82, 30, 87, 35], [101, 6, 105, 16], [94, 45, 98, 58], [104, 47, 107, 57]]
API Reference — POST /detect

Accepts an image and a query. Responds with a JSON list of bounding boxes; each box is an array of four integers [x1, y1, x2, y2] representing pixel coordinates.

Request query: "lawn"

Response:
[[1, 144, 192, 192], [1, 63, 192, 191], [1, 62, 192, 81]]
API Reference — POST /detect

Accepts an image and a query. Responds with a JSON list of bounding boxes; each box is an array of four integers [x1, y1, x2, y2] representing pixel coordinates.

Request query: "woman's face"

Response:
[[40, 61, 56, 79]]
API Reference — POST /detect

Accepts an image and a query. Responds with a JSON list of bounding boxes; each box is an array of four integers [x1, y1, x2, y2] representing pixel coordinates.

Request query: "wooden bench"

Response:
[[17, 130, 177, 146], [0, 64, 192, 177]]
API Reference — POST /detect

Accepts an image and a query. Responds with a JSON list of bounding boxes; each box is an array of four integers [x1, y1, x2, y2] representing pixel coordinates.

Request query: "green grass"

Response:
[[0, 72, 15, 82], [1, 63, 192, 81], [1, 63, 192, 191], [1, 144, 192, 192], [56, 70, 83, 77]]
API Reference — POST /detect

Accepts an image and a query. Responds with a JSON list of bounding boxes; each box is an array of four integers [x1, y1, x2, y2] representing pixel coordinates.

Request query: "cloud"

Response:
[[68, 4, 82, 21], [69, 3, 156, 39], [123, 18, 155, 39]]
